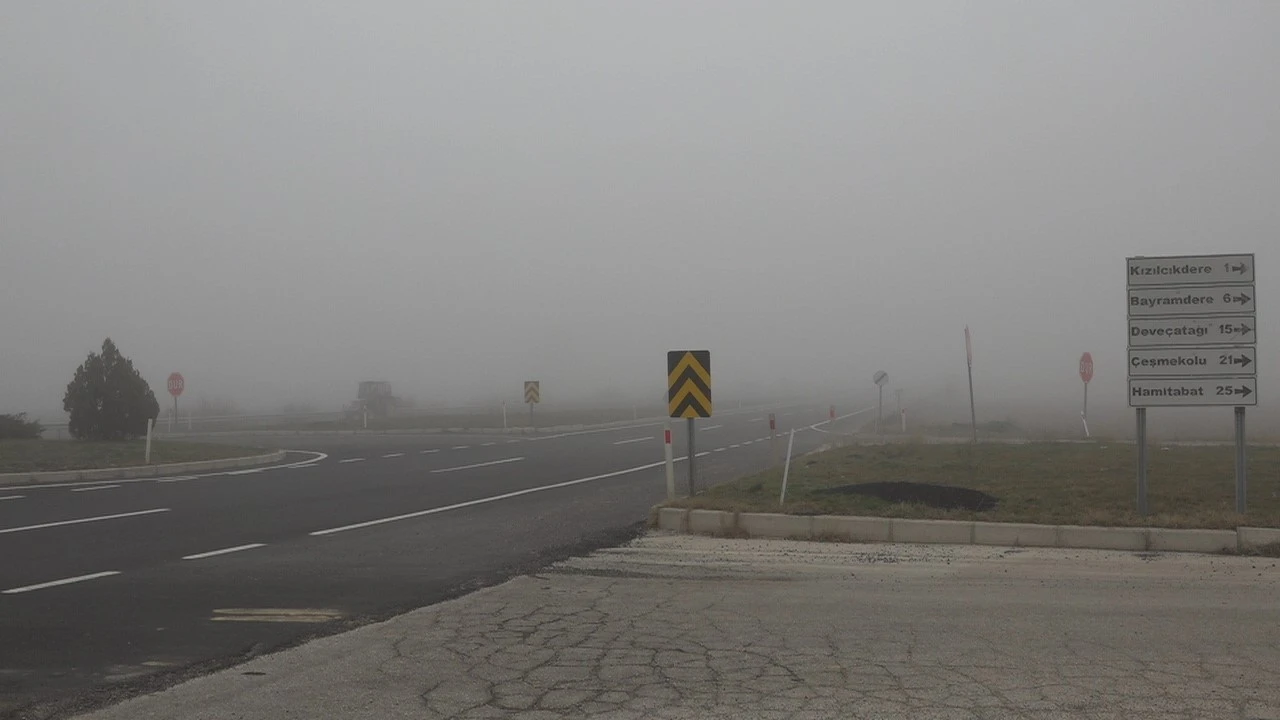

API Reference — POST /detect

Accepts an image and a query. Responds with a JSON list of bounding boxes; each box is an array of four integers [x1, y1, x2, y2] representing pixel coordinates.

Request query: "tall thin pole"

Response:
[[664, 423, 675, 500], [1082, 381, 1090, 438], [1235, 406, 1247, 514], [687, 418, 696, 496], [966, 326, 977, 445], [779, 429, 796, 507], [966, 363, 977, 444], [1136, 408, 1149, 515], [876, 385, 883, 438]]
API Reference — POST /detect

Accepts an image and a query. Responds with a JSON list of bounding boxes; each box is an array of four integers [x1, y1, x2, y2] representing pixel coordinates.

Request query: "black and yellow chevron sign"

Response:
[[524, 381, 540, 404], [667, 350, 711, 419]]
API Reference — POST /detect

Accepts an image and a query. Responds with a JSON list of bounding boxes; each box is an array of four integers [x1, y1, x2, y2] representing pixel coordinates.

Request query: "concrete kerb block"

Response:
[[0, 450, 286, 487], [740, 513, 814, 540], [657, 508, 689, 533], [891, 518, 974, 545], [1238, 526, 1280, 550], [1058, 525, 1148, 552], [687, 509, 735, 535], [973, 522, 1059, 549], [1147, 528, 1238, 554], [811, 515, 891, 542]]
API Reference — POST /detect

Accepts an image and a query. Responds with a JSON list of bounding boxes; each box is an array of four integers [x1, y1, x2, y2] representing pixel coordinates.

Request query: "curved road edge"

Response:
[[0, 450, 288, 488]]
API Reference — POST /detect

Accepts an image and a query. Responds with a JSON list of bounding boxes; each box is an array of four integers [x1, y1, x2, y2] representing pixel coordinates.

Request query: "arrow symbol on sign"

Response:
[[1239, 386, 1253, 398], [1230, 263, 1248, 274], [1232, 355, 1253, 368], [1232, 293, 1252, 304], [1240, 323, 1254, 335]]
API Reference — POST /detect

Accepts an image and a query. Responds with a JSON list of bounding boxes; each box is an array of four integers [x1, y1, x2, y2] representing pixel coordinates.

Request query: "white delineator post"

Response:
[[664, 424, 675, 500], [778, 428, 796, 507], [502, 401, 508, 430], [145, 418, 154, 464]]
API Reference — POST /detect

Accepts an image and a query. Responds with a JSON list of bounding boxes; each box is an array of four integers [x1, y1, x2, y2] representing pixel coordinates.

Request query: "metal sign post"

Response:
[[167, 373, 184, 435], [664, 424, 675, 500], [769, 413, 777, 465], [873, 371, 889, 438], [524, 381, 540, 430], [1079, 352, 1094, 438], [1136, 407, 1149, 515], [687, 418, 697, 496], [1235, 407, 1247, 514], [1126, 253, 1257, 515], [965, 327, 977, 445]]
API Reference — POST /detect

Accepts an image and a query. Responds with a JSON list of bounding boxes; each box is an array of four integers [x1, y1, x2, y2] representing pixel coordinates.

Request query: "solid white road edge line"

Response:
[[312, 457, 690, 536], [612, 437, 652, 445], [430, 457, 525, 474], [699, 425, 724, 431], [3, 571, 121, 595], [0, 495, 24, 501], [182, 543, 266, 560], [0, 508, 170, 535]]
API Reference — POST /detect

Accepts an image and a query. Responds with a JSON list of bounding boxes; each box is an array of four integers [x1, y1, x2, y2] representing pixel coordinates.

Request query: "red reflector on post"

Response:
[[664, 430, 672, 444]]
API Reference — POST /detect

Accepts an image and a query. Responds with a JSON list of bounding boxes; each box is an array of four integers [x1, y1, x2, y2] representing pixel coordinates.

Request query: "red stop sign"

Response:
[[1079, 353, 1094, 384], [167, 372, 185, 397]]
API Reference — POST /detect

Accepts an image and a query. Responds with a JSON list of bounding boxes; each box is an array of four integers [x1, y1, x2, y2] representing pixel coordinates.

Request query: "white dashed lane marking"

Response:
[[338, 458, 365, 464], [70, 485, 120, 493], [0, 508, 170, 536], [3, 571, 121, 595], [430, 457, 525, 474], [382, 453, 404, 458], [182, 543, 266, 561]]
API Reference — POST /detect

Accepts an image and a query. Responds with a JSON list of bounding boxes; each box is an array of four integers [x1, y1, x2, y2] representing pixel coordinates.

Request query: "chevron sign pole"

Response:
[[668, 350, 711, 496]]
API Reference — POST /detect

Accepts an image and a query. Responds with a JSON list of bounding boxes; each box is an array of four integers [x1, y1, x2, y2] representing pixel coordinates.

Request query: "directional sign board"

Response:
[[1128, 285, 1255, 317], [1127, 315, 1256, 347], [524, 381, 540, 404], [668, 350, 711, 419], [1126, 253, 1255, 408], [1128, 377, 1256, 407], [1128, 347, 1257, 378], [1127, 254, 1254, 286]]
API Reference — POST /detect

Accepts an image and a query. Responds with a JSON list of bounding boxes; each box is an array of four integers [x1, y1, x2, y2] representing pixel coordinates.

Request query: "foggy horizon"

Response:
[[3, 2, 1276, 432]]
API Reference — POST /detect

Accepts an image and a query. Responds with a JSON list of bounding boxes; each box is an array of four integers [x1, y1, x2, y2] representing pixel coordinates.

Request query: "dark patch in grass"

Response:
[[814, 481, 998, 512]]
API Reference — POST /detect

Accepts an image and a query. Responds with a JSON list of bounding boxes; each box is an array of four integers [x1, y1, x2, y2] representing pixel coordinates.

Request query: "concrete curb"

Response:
[[655, 508, 1272, 555], [0, 450, 288, 487]]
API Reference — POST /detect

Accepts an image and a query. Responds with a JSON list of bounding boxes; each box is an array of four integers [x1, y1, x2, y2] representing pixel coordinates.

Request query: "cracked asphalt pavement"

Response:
[[79, 534, 1280, 719]]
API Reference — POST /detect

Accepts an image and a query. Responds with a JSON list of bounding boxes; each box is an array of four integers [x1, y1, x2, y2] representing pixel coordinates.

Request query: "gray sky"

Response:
[[2, 2, 1276, 422]]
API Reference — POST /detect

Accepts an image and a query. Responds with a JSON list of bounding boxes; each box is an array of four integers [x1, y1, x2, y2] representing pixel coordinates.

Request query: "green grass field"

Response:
[[0, 440, 268, 474], [668, 441, 1280, 529]]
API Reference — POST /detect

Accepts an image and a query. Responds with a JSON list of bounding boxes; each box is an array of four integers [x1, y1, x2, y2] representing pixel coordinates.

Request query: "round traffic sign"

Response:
[[167, 372, 185, 398], [873, 370, 889, 386], [1079, 353, 1094, 384]]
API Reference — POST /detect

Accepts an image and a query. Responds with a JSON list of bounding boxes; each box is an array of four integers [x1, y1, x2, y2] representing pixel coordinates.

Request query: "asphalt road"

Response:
[[0, 402, 865, 718], [73, 535, 1280, 720]]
